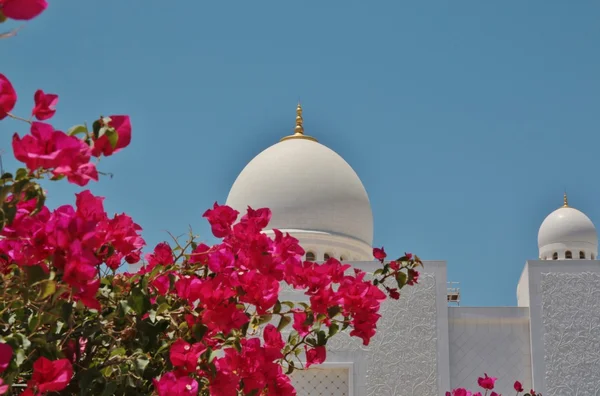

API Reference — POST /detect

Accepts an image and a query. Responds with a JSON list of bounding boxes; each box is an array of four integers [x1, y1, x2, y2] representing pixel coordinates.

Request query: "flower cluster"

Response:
[[0, 73, 421, 395], [0, 0, 48, 22], [141, 203, 420, 395], [1, 74, 132, 187], [447, 374, 540, 396]]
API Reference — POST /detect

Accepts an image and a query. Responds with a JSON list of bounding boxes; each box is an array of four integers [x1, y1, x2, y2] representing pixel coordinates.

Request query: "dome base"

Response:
[[263, 229, 373, 262]]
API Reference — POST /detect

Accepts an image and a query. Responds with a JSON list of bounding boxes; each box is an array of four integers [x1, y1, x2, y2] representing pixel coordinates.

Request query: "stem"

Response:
[[7, 112, 32, 124], [0, 26, 24, 40]]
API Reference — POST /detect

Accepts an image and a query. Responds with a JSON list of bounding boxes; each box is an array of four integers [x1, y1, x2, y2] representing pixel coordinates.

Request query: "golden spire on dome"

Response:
[[563, 191, 569, 208], [280, 102, 318, 142]]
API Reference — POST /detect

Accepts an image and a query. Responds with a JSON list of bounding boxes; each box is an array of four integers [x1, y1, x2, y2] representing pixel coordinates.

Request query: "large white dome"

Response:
[[538, 195, 598, 260], [225, 105, 373, 260], [226, 138, 373, 245]]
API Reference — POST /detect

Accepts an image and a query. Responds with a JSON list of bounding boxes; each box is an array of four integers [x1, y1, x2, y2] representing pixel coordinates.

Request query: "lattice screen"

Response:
[[291, 367, 350, 396]]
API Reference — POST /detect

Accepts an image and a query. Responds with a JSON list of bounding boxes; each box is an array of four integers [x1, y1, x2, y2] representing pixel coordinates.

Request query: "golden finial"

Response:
[[280, 102, 318, 142], [563, 191, 569, 208], [294, 103, 304, 135]]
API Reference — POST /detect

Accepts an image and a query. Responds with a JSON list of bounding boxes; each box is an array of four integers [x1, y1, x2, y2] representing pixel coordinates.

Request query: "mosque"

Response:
[[223, 104, 600, 396]]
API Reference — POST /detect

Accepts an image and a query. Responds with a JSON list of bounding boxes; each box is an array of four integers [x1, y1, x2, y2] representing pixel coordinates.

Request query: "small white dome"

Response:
[[538, 196, 598, 260], [226, 137, 373, 246]]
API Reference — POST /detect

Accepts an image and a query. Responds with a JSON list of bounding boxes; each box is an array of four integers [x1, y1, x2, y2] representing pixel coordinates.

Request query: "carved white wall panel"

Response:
[[448, 307, 532, 395], [291, 367, 350, 396], [540, 272, 600, 396], [327, 273, 439, 396]]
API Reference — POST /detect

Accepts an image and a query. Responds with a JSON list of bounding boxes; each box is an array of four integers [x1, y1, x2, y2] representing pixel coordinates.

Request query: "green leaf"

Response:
[[78, 368, 102, 395], [3, 204, 17, 225], [28, 314, 41, 332], [110, 347, 126, 358], [193, 323, 208, 341], [277, 315, 291, 331], [105, 129, 118, 149], [316, 330, 327, 346], [208, 348, 219, 363], [25, 265, 48, 285], [68, 124, 88, 137], [30, 335, 47, 347], [38, 280, 56, 300], [61, 302, 73, 322], [148, 310, 157, 323], [100, 382, 117, 396], [128, 287, 151, 315], [286, 360, 295, 375], [328, 322, 340, 337], [135, 357, 150, 375], [92, 119, 102, 138], [0, 173, 13, 181], [32, 189, 46, 216], [273, 301, 281, 314], [258, 314, 272, 325], [156, 303, 170, 315], [327, 305, 341, 318], [15, 349, 26, 366], [396, 271, 408, 287]]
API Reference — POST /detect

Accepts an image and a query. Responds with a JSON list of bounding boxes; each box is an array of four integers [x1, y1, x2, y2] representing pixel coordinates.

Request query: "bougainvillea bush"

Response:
[[0, 3, 541, 396], [0, 4, 423, 395]]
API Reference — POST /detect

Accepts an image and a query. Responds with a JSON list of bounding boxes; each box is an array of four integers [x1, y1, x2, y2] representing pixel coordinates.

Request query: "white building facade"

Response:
[[224, 105, 600, 396]]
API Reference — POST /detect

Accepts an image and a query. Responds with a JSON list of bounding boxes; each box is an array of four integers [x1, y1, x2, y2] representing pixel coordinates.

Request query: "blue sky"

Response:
[[2, 1, 599, 306]]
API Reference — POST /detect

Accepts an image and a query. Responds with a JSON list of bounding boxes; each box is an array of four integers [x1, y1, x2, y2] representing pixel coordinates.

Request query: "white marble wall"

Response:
[[448, 307, 532, 395], [280, 260, 450, 396], [523, 260, 600, 396]]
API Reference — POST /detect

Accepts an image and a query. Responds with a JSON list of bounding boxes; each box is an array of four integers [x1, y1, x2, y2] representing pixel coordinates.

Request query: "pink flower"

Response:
[[0, 378, 8, 395], [140, 242, 174, 274], [0, 73, 17, 120], [514, 381, 524, 392], [373, 246, 386, 262], [477, 373, 497, 390], [240, 206, 272, 230], [32, 89, 58, 120], [29, 357, 73, 393], [292, 311, 311, 336], [169, 339, 206, 373], [407, 268, 420, 285], [154, 372, 199, 396], [202, 202, 239, 238], [450, 389, 472, 396], [0, 0, 47, 20], [0, 343, 12, 373], [91, 115, 132, 157], [12, 122, 98, 186], [151, 273, 171, 295], [305, 346, 326, 368], [263, 324, 285, 359]]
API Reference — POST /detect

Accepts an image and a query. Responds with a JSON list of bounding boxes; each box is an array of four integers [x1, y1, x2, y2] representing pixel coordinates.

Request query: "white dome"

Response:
[[538, 197, 598, 260], [226, 137, 374, 247]]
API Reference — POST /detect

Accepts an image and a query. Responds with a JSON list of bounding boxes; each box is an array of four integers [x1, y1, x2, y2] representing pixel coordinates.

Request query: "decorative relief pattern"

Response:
[[291, 367, 350, 396], [328, 273, 439, 396], [541, 272, 600, 395], [448, 311, 532, 394]]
